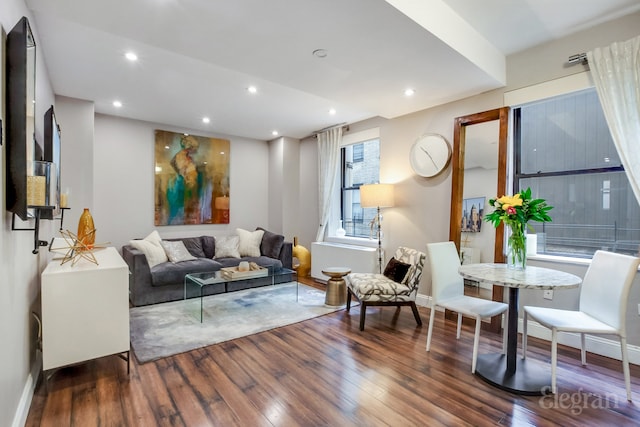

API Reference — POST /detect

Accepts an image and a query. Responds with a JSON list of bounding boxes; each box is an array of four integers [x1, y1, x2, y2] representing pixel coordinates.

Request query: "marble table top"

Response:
[[458, 263, 582, 290]]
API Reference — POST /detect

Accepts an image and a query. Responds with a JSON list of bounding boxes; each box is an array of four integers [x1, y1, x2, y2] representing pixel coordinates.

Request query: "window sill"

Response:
[[324, 236, 378, 248], [527, 253, 592, 267]]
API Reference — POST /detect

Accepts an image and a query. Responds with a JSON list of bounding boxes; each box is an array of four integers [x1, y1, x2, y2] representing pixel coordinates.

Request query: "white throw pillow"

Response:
[[129, 230, 168, 268], [161, 240, 197, 263], [236, 228, 264, 257], [215, 235, 241, 258]]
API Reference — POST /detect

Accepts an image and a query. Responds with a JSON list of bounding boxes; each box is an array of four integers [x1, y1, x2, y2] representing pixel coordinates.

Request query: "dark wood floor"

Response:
[[26, 278, 640, 426]]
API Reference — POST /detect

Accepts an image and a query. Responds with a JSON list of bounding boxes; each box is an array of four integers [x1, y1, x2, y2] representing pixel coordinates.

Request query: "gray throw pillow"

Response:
[[257, 227, 285, 259], [179, 237, 206, 258]]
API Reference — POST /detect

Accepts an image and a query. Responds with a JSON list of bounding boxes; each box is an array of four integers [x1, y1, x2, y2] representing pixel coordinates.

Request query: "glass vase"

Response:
[[506, 222, 527, 270]]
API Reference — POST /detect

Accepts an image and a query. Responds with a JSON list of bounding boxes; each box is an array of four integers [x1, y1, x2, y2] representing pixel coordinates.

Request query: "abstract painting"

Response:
[[154, 130, 230, 225]]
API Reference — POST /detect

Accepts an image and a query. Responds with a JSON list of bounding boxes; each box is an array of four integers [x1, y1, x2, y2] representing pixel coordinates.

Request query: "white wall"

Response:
[[1, 2, 56, 426], [89, 113, 272, 250], [54, 96, 94, 228], [268, 136, 302, 242]]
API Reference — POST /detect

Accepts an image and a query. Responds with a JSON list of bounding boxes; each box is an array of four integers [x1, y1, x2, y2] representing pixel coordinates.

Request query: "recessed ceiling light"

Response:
[[272, 130, 279, 136], [202, 117, 210, 124], [113, 100, 122, 107], [404, 88, 415, 97], [247, 86, 257, 94], [125, 52, 138, 61], [328, 108, 337, 115], [313, 49, 328, 58]]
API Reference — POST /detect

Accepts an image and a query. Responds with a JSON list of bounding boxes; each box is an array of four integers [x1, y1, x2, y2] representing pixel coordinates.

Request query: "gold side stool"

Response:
[[322, 267, 351, 307]]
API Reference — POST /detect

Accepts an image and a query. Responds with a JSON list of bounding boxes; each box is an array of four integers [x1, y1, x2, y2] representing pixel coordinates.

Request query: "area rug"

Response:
[[130, 282, 344, 363]]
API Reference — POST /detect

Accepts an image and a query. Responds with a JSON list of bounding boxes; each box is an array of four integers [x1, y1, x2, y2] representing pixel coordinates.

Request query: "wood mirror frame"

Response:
[[448, 107, 509, 332]]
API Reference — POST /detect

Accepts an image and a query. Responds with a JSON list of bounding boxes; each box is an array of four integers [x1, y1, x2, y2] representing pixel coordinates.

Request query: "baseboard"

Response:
[[416, 293, 430, 308], [415, 292, 640, 365], [12, 351, 41, 427]]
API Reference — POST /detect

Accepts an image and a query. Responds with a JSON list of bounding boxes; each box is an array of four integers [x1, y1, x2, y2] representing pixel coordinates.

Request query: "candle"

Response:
[[60, 193, 68, 208], [27, 176, 46, 206]]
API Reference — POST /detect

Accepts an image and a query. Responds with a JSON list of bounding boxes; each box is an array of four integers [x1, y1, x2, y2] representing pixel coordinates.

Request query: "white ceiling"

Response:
[[24, 0, 640, 140]]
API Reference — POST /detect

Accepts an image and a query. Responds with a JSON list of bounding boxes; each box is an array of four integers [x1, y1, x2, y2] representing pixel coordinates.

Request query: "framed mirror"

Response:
[[449, 107, 509, 332]]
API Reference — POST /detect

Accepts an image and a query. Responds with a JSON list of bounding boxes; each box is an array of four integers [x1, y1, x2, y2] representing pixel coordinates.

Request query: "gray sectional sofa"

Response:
[[122, 230, 293, 306]]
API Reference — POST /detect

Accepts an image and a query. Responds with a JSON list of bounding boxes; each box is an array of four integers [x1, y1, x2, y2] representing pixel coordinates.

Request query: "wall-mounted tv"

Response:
[[42, 105, 61, 219]]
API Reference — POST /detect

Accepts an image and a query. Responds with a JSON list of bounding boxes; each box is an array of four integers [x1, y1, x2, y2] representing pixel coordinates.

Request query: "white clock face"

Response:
[[410, 134, 452, 177]]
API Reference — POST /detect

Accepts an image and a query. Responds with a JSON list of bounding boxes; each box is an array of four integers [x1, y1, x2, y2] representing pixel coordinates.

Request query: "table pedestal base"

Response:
[[475, 353, 551, 396]]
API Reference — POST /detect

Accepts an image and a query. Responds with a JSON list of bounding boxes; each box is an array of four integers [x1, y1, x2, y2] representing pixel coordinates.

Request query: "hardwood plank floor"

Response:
[[26, 278, 640, 426]]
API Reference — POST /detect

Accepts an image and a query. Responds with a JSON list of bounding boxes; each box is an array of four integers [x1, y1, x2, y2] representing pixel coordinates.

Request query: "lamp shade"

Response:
[[360, 183, 394, 208]]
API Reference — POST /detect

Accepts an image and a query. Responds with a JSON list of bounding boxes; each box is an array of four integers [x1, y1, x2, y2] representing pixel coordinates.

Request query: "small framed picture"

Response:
[[461, 197, 485, 232]]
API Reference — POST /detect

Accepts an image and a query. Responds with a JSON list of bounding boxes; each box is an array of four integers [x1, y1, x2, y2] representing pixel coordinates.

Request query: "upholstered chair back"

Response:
[[394, 246, 426, 295]]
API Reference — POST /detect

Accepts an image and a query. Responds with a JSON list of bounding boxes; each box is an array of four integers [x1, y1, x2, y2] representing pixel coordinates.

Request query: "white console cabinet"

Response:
[[41, 246, 130, 374]]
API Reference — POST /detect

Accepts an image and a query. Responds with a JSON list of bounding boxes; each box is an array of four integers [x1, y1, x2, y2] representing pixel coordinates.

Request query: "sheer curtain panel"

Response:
[[587, 35, 640, 203], [315, 126, 343, 242]]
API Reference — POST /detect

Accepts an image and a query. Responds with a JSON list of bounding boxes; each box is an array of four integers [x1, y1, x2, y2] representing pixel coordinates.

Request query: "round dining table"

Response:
[[458, 263, 582, 395]]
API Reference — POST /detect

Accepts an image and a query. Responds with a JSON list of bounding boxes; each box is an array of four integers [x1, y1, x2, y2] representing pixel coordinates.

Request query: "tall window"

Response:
[[340, 139, 380, 238], [514, 88, 640, 257]]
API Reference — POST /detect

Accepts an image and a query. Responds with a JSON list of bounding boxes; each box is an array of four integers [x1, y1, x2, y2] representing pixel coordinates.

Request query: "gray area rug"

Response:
[[130, 282, 343, 363]]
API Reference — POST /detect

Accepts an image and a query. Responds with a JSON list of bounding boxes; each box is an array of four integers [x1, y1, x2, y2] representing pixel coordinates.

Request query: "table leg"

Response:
[[474, 287, 551, 395], [200, 285, 204, 323], [506, 287, 519, 374]]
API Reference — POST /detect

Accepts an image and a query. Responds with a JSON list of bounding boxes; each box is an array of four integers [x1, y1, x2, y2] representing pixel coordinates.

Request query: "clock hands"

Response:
[[420, 146, 439, 170]]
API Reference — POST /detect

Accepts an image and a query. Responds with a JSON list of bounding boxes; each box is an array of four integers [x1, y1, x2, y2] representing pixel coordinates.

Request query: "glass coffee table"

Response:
[[184, 267, 297, 322]]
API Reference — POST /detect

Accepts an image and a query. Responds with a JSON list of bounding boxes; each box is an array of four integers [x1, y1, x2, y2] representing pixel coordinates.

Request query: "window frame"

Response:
[[325, 128, 380, 246], [509, 80, 639, 259]]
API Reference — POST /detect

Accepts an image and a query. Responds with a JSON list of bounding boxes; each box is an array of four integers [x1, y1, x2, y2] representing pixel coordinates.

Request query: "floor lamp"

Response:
[[360, 183, 394, 274]]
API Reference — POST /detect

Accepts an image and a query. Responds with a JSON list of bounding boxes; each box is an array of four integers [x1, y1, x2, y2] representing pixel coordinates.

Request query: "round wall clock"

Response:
[[409, 133, 452, 177]]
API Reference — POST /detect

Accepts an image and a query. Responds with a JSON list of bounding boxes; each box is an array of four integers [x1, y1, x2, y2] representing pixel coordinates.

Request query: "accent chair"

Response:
[[346, 246, 425, 331]]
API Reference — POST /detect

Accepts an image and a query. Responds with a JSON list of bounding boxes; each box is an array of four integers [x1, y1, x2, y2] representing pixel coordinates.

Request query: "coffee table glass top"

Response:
[[186, 267, 295, 286], [184, 268, 297, 322]]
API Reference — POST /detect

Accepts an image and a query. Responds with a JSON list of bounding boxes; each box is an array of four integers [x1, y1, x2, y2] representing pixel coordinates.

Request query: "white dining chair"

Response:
[[426, 242, 508, 373], [523, 250, 640, 400]]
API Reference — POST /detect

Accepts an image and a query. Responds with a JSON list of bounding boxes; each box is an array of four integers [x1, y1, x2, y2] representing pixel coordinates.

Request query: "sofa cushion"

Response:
[[236, 228, 264, 257], [129, 230, 168, 268], [257, 227, 285, 259], [215, 235, 241, 258], [346, 273, 413, 302], [201, 235, 215, 259], [150, 258, 222, 287], [161, 240, 197, 263]]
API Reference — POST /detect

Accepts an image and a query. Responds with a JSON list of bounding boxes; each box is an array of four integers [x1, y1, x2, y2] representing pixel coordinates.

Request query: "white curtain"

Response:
[[587, 35, 640, 203], [315, 126, 343, 242]]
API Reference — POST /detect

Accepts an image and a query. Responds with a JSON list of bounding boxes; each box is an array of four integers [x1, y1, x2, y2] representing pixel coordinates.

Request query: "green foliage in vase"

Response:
[[484, 187, 553, 229], [484, 188, 553, 269]]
